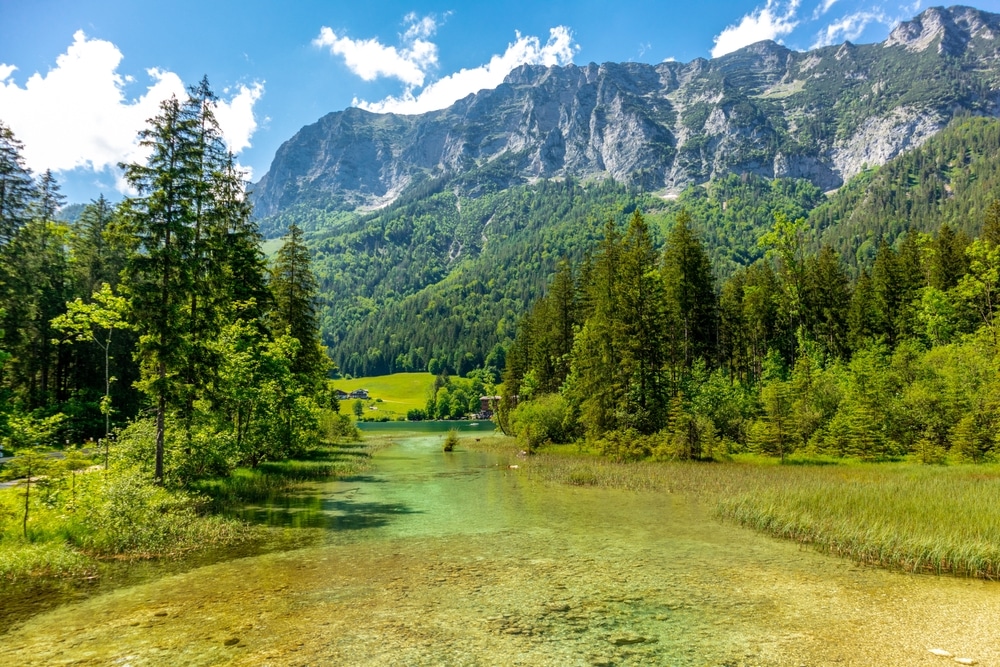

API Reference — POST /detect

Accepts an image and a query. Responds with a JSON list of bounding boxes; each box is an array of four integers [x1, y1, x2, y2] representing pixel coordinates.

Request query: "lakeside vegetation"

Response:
[[0, 78, 364, 592], [470, 437, 1000, 580], [0, 437, 373, 586]]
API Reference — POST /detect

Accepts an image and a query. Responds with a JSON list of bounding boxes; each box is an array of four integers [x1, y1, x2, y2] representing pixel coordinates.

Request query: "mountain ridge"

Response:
[[253, 5, 1000, 227]]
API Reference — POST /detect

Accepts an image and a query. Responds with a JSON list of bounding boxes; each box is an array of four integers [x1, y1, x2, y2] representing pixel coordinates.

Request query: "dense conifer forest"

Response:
[[0, 80, 335, 485], [498, 202, 1000, 463]]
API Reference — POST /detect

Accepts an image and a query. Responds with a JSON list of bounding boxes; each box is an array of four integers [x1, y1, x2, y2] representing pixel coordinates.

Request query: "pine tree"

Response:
[[270, 223, 328, 387], [120, 95, 198, 484], [802, 245, 851, 360], [619, 210, 668, 432], [662, 209, 717, 371], [568, 219, 624, 436], [0, 121, 35, 245], [983, 199, 1000, 248]]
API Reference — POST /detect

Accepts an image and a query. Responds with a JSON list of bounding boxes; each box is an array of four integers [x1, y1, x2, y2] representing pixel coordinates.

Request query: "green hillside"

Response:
[[332, 373, 435, 419], [292, 116, 1000, 378]]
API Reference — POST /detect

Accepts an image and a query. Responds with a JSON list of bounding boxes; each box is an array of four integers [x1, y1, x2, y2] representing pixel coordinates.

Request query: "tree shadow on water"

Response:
[[232, 493, 420, 530]]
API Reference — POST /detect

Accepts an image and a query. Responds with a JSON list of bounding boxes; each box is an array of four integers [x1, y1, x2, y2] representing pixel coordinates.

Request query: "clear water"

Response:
[[356, 420, 496, 433], [2, 435, 998, 666]]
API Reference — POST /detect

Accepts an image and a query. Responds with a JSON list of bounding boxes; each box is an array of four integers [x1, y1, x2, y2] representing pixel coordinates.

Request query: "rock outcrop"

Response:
[[253, 5, 1000, 224]]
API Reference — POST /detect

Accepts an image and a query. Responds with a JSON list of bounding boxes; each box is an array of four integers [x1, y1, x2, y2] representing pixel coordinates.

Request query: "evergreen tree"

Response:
[[70, 195, 122, 298], [802, 245, 851, 359], [929, 223, 970, 292], [119, 95, 199, 483], [270, 223, 328, 386], [568, 219, 624, 436], [662, 209, 717, 372], [0, 121, 35, 244], [618, 210, 669, 432]]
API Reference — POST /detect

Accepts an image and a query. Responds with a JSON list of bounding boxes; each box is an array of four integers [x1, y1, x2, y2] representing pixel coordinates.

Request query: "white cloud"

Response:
[[812, 10, 890, 47], [711, 0, 802, 58], [356, 26, 578, 115], [213, 81, 264, 154], [0, 30, 263, 189], [313, 14, 440, 87], [812, 0, 840, 19]]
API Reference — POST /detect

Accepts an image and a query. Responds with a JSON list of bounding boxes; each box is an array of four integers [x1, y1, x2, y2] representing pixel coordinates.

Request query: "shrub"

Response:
[[509, 393, 575, 453], [443, 429, 459, 452]]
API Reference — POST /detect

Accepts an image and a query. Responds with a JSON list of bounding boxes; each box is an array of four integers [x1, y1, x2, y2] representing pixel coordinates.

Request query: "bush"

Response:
[[595, 428, 652, 463], [509, 393, 575, 453], [321, 412, 360, 442], [443, 429, 459, 452]]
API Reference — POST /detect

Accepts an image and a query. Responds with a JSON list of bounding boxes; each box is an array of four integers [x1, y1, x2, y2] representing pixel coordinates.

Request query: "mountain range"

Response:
[[248, 5, 1000, 376], [253, 5, 1000, 224]]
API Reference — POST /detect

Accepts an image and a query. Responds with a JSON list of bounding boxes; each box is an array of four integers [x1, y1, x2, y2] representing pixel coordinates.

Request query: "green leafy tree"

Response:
[[51, 283, 132, 438], [2, 448, 55, 538]]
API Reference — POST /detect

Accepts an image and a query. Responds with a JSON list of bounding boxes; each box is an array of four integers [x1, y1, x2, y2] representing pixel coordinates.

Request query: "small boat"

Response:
[[469, 422, 479, 427]]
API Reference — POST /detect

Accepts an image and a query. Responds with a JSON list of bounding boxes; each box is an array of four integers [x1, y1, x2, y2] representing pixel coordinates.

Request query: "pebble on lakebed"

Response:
[[608, 632, 652, 646]]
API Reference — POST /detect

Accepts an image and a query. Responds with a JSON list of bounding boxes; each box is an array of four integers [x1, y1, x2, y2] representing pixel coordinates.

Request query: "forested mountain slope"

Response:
[[248, 6, 1000, 377], [317, 115, 1000, 377]]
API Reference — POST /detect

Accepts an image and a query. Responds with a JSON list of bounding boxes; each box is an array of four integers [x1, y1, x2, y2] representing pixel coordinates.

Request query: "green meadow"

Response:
[[333, 373, 435, 419]]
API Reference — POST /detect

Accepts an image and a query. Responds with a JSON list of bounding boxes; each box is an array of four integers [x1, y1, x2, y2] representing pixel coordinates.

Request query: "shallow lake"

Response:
[[2, 434, 998, 666]]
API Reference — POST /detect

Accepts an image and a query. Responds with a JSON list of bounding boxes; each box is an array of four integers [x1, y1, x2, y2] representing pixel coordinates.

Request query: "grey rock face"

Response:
[[253, 6, 1000, 221]]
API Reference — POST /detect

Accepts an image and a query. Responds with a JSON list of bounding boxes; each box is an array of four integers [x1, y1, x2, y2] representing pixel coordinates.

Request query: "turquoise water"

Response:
[[357, 419, 496, 433], [1, 435, 998, 666]]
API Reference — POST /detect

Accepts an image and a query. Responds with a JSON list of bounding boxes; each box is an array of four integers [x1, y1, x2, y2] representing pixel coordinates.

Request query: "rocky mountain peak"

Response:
[[253, 6, 1000, 228], [885, 5, 998, 54]]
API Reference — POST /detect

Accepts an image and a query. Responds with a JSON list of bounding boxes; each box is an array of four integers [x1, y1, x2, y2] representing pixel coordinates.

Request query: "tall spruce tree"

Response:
[[0, 121, 35, 245], [618, 210, 669, 432], [662, 209, 717, 372], [270, 223, 327, 387], [120, 95, 196, 483]]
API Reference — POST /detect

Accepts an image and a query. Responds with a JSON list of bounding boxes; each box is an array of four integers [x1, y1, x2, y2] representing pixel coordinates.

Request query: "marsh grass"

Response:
[[470, 438, 1000, 580], [193, 442, 381, 510]]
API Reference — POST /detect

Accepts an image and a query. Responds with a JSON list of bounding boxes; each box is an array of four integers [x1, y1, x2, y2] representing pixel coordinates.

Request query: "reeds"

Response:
[[474, 439, 1000, 580]]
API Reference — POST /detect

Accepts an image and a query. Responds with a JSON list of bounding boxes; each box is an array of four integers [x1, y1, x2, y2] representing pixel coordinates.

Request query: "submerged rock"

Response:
[[608, 632, 650, 646]]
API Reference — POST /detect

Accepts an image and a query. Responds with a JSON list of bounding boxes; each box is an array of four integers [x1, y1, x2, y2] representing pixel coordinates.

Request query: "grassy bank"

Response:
[[0, 441, 380, 587], [471, 438, 1000, 580]]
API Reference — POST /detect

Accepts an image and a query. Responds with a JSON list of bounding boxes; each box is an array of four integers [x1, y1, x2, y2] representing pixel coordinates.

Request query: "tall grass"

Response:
[[0, 441, 384, 585], [717, 466, 1000, 579], [473, 439, 1000, 580], [193, 442, 379, 510]]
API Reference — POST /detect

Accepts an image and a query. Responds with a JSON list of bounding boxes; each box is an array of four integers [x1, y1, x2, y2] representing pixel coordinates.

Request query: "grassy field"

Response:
[[470, 439, 1000, 580], [333, 373, 435, 419]]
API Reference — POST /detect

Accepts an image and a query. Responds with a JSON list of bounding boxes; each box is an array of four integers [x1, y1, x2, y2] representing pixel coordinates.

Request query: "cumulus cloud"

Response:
[[812, 0, 840, 19], [214, 82, 265, 154], [0, 30, 263, 188], [812, 10, 890, 47], [356, 26, 578, 115], [313, 14, 440, 87], [711, 0, 802, 58]]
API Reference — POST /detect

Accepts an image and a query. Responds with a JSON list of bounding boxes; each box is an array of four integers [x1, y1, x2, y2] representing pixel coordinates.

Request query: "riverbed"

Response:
[[1, 434, 997, 666]]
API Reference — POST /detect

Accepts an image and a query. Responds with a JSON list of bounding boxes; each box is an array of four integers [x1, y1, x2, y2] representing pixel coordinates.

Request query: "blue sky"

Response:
[[2, 0, 998, 203]]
